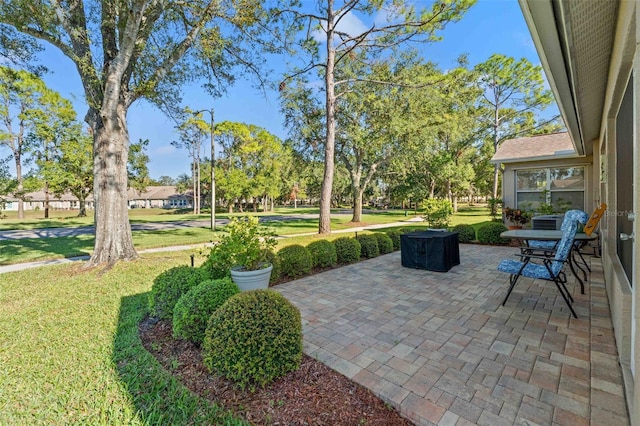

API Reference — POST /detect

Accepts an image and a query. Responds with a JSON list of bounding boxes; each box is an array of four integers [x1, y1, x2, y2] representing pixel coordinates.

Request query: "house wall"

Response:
[[596, 2, 638, 421], [502, 156, 594, 214]]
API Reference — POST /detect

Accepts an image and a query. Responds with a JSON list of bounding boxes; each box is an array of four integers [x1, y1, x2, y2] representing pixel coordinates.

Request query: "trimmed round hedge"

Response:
[[374, 233, 394, 254], [385, 230, 402, 251], [333, 237, 361, 264], [203, 290, 302, 388], [477, 222, 509, 245], [357, 234, 380, 258], [278, 244, 313, 278], [264, 250, 281, 285], [149, 266, 209, 319], [172, 278, 240, 346], [452, 224, 476, 243], [306, 239, 337, 268]]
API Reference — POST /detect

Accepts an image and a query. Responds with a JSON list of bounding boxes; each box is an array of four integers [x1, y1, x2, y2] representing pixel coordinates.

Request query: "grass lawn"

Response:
[[0, 252, 245, 424], [0, 206, 493, 266], [0, 228, 219, 265]]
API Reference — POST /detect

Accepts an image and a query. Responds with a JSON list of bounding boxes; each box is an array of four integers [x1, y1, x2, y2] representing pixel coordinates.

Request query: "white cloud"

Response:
[[373, 4, 403, 26], [311, 11, 369, 43]]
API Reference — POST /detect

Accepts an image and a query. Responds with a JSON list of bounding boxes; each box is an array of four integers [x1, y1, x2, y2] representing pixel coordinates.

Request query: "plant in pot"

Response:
[[503, 207, 531, 229], [206, 216, 277, 291]]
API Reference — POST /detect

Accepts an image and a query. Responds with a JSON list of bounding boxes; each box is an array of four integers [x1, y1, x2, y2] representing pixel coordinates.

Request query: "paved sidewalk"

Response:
[[276, 245, 629, 426]]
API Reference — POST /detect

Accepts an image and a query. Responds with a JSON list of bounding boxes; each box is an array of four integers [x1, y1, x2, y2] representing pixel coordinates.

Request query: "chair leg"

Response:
[[502, 274, 522, 306], [568, 251, 585, 294], [577, 249, 591, 272], [552, 276, 578, 318]]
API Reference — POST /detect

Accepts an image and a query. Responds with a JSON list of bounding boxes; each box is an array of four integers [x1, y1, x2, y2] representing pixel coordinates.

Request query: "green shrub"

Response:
[[477, 222, 509, 245], [452, 224, 476, 243], [265, 250, 281, 285], [306, 240, 337, 268], [278, 244, 313, 278], [333, 237, 361, 264], [200, 255, 229, 280], [357, 234, 380, 258], [149, 266, 209, 319], [421, 198, 453, 228], [172, 278, 240, 345], [385, 230, 402, 251], [373, 233, 393, 254], [203, 290, 302, 388]]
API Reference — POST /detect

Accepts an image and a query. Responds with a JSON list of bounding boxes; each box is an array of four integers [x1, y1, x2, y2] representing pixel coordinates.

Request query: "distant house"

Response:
[[491, 132, 594, 214], [3, 186, 192, 211], [127, 186, 192, 209]]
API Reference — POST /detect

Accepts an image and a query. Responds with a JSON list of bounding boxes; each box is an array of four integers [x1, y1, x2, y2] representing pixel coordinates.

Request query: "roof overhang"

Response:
[[490, 152, 579, 165], [518, 0, 619, 157]]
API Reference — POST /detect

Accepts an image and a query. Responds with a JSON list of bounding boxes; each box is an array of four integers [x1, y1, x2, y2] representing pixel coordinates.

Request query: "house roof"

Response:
[[491, 132, 578, 164], [518, 0, 621, 156], [127, 186, 190, 200]]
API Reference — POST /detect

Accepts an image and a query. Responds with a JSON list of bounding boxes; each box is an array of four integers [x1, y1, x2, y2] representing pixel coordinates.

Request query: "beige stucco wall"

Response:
[[501, 156, 594, 214]]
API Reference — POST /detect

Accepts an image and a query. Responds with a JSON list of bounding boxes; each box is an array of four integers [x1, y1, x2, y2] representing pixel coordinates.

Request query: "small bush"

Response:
[[149, 266, 209, 319], [200, 255, 229, 280], [203, 290, 302, 388], [265, 250, 281, 285], [307, 240, 338, 268], [172, 278, 240, 345], [357, 234, 380, 258], [421, 198, 453, 228], [385, 230, 402, 251], [333, 237, 361, 264], [278, 244, 313, 278], [452, 224, 476, 243], [477, 222, 509, 245], [374, 233, 394, 254]]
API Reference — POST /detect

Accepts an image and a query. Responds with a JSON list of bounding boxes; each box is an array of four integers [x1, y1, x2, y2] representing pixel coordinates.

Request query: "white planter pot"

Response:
[[230, 263, 273, 291]]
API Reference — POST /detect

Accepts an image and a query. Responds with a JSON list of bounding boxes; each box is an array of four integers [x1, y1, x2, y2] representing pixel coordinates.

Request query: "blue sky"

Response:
[[27, 0, 550, 180]]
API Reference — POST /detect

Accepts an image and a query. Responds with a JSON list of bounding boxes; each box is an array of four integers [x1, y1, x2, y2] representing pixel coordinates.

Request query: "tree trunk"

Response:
[[78, 196, 87, 217], [270, 196, 274, 212], [14, 152, 24, 219], [44, 180, 49, 219], [453, 195, 458, 213], [86, 103, 137, 267], [351, 187, 363, 223], [492, 164, 500, 200], [319, 4, 336, 235], [228, 202, 233, 213], [192, 162, 197, 214]]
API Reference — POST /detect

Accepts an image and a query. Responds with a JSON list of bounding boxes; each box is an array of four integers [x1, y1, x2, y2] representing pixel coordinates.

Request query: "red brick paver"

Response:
[[276, 244, 629, 425]]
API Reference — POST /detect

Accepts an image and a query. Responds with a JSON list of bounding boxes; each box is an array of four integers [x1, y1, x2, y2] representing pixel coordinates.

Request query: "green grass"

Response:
[[0, 207, 489, 265], [0, 252, 246, 425], [0, 228, 219, 265]]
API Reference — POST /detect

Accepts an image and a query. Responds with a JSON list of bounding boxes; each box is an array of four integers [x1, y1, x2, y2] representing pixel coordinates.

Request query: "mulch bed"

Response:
[[140, 317, 413, 425]]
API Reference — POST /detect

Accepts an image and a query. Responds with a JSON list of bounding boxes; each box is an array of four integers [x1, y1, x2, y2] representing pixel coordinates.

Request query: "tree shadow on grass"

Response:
[[0, 236, 93, 265], [112, 292, 245, 425]]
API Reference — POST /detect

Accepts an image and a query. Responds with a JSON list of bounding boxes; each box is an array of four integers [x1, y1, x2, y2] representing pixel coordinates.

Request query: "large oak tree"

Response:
[[0, 0, 289, 266]]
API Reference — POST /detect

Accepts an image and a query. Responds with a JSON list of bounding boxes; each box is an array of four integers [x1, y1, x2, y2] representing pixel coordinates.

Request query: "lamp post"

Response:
[[194, 109, 215, 231]]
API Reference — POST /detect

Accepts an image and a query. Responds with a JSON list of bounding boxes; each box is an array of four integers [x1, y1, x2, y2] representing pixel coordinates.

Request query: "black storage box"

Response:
[[400, 231, 460, 272]]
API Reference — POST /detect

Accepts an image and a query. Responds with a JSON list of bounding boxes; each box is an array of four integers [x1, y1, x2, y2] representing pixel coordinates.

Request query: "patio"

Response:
[[276, 244, 629, 425]]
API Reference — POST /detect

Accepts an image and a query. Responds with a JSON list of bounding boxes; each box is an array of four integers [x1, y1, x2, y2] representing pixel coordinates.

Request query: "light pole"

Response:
[[195, 109, 215, 231]]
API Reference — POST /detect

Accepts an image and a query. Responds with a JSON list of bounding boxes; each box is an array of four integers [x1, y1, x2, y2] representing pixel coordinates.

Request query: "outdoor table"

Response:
[[400, 231, 460, 272], [500, 229, 598, 294]]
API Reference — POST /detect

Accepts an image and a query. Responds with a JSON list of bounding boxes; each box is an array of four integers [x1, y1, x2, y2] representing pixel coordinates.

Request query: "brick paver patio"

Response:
[[276, 244, 629, 425]]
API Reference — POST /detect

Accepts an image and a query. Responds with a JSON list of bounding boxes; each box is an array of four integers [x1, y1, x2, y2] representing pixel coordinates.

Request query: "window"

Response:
[[516, 166, 585, 212]]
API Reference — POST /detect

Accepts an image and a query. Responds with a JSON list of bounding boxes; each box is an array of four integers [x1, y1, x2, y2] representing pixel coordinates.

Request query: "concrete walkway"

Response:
[[276, 245, 629, 426]]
